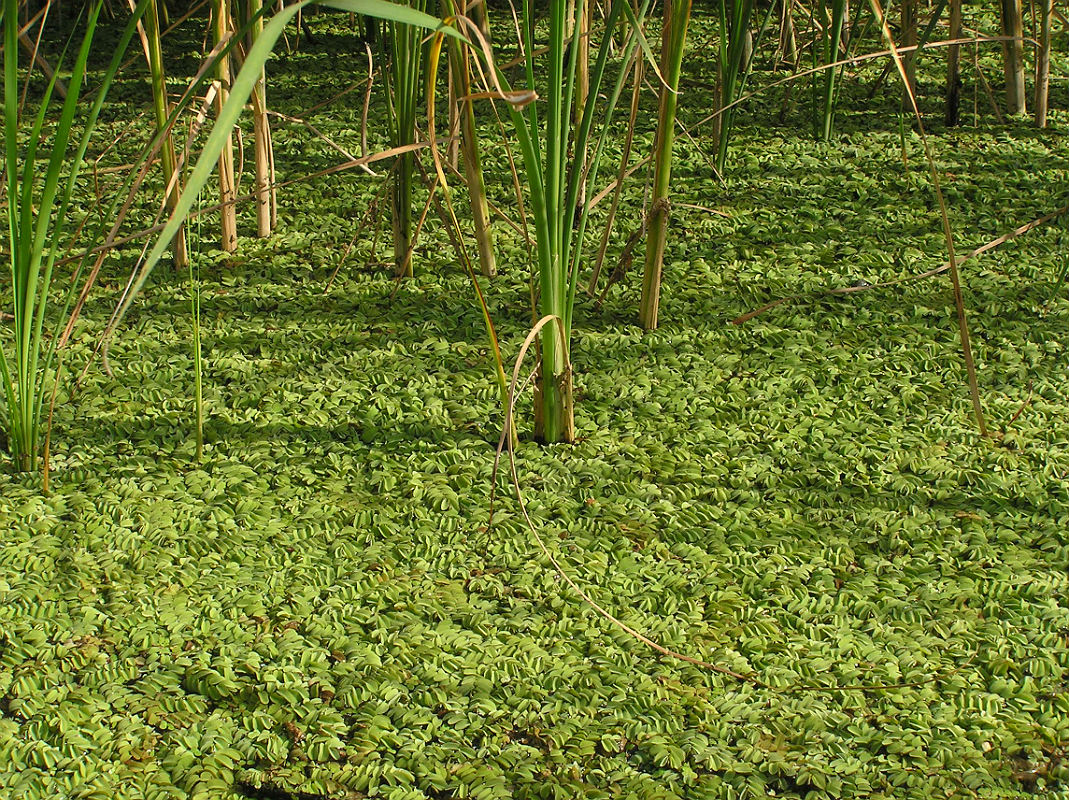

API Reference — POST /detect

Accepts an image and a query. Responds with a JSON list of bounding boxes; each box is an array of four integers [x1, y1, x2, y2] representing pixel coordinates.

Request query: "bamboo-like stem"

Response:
[[1000, 0, 1026, 114], [900, 0, 917, 108], [246, 0, 276, 235], [945, 0, 962, 125], [137, 0, 189, 267], [385, 0, 427, 279], [573, 0, 589, 216], [447, 0, 496, 277], [212, 0, 239, 251], [1034, 0, 1052, 126], [817, 0, 846, 140], [391, 160, 415, 278], [638, 0, 692, 330], [715, 0, 756, 172], [871, 0, 987, 437], [532, 343, 575, 443]]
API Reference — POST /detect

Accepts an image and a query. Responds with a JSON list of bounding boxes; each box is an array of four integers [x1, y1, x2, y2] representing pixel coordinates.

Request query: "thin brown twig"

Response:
[[1005, 380, 1034, 429], [694, 35, 1024, 130], [731, 204, 1069, 324], [491, 316, 767, 686]]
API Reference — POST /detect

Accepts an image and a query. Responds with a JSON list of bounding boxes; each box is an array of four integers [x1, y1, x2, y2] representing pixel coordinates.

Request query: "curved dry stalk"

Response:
[[869, 0, 986, 436], [491, 315, 763, 684], [425, 25, 518, 444], [692, 35, 1021, 131], [323, 176, 393, 291], [361, 42, 378, 175], [731, 204, 1069, 324], [486, 317, 974, 693]]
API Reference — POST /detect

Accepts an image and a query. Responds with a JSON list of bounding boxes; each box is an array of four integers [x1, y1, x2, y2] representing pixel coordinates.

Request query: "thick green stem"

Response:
[[818, 0, 846, 140], [141, 0, 189, 267], [1034, 0, 1052, 127], [715, 0, 755, 172], [392, 152, 415, 277], [493, 0, 648, 441], [445, 0, 496, 277], [533, 326, 574, 444], [639, 0, 691, 330], [212, 0, 238, 252], [1000, 0, 1026, 115], [387, 0, 426, 278]]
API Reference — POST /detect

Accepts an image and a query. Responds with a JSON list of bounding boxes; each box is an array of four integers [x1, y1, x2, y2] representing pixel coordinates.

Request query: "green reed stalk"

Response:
[[190, 245, 205, 461], [715, 0, 755, 172], [138, 0, 190, 266], [637, 0, 691, 330], [815, 0, 846, 140], [1, 0, 148, 471], [445, 0, 495, 277], [212, 0, 239, 251], [384, 0, 429, 278], [490, 0, 650, 442]]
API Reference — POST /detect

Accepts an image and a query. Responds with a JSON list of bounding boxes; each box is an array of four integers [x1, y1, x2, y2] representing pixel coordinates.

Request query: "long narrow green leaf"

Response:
[[25, 4, 105, 414], [0, 0, 17, 446], [110, 0, 461, 334], [34, 0, 154, 400]]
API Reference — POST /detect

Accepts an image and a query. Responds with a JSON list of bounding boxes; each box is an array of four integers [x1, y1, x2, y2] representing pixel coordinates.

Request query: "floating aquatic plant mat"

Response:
[[4, 223, 1068, 798], [3, 15, 1069, 800]]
